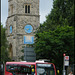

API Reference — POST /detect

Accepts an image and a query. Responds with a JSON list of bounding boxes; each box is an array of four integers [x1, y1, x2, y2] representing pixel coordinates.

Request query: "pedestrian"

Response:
[[68, 71, 73, 75]]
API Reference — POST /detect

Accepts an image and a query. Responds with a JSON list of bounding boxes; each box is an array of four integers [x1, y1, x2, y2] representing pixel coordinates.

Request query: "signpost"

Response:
[[24, 47, 36, 62], [64, 56, 69, 66], [63, 54, 69, 75]]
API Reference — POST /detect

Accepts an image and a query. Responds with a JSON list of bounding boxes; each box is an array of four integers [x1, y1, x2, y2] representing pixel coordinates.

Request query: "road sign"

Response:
[[65, 56, 69, 61], [64, 61, 69, 66], [24, 47, 36, 62], [63, 54, 69, 75], [64, 56, 69, 66]]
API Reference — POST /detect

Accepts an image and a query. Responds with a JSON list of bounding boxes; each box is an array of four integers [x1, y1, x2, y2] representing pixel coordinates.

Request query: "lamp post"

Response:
[[63, 53, 66, 75]]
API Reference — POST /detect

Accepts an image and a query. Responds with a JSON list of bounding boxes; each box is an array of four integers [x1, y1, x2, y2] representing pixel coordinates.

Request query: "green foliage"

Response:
[[35, 25, 74, 74], [1, 24, 11, 62], [40, 0, 74, 31], [35, 0, 74, 74]]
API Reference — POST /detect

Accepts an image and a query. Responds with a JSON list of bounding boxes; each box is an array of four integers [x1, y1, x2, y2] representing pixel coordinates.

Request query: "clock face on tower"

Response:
[[24, 25, 33, 33]]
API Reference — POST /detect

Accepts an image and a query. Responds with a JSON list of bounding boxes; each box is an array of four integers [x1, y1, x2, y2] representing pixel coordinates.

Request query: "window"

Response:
[[6, 64, 35, 75], [25, 5, 30, 13], [10, 26, 12, 33], [28, 5, 30, 13], [36, 64, 55, 75], [25, 5, 27, 13]]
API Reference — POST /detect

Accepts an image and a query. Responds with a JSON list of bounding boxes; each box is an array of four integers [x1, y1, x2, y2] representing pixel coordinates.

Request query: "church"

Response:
[[6, 0, 40, 61]]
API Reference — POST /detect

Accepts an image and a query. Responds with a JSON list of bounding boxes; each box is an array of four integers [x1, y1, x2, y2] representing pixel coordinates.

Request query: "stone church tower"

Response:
[[6, 0, 40, 61]]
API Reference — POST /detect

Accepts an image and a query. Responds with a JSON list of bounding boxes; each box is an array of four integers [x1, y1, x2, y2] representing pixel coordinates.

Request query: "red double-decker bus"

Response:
[[5, 60, 56, 75]]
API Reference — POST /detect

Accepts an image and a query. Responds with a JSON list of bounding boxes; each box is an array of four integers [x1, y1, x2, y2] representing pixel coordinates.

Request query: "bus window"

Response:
[[36, 63, 55, 75], [6, 64, 35, 75]]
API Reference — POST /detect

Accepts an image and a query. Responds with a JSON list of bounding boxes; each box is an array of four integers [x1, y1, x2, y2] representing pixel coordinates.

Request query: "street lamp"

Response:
[[63, 53, 66, 75]]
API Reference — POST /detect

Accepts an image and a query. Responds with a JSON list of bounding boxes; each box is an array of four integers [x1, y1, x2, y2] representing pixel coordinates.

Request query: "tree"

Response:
[[40, 0, 74, 31], [34, 25, 74, 74], [34, 0, 74, 74], [1, 24, 11, 63]]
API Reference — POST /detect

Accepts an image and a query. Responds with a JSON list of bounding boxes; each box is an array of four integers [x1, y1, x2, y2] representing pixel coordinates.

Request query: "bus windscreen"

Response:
[[36, 64, 55, 75]]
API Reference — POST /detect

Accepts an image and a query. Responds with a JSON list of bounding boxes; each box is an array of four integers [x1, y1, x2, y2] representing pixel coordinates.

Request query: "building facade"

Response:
[[6, 0, 40, 61]]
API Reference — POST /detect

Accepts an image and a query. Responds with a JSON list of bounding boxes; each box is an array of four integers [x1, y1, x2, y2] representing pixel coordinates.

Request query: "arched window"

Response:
[[28, 5, 30, 13], [25, 5, 30, 13], [25, 5, 27, 13], [10, 26, 12, 33]]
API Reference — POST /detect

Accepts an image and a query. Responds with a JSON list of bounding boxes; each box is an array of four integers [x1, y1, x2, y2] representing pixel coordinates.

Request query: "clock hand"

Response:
[[27, 28, 29, 30], [25, 28, 29, 30]]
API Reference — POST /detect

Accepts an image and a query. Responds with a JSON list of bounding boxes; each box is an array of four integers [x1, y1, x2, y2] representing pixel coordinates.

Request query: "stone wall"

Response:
[[8, 0, 39, 16]]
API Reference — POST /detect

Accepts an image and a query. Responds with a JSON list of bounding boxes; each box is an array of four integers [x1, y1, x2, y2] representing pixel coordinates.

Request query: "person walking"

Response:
[[68, 71, 73, 75]]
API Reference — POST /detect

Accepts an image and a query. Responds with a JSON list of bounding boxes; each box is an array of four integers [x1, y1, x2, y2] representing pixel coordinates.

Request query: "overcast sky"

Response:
[[1, 0, 53, 27]]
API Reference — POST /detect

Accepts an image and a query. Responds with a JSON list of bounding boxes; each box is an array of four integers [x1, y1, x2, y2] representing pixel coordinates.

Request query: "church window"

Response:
[[25, 5, 30, 13], [25, 5, 27, 13], [28, 5, 30, 13], [10, 26, 12, 33]]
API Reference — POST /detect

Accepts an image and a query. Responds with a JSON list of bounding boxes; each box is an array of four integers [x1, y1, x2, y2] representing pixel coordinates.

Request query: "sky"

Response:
[[1, 0, 53, 27]]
